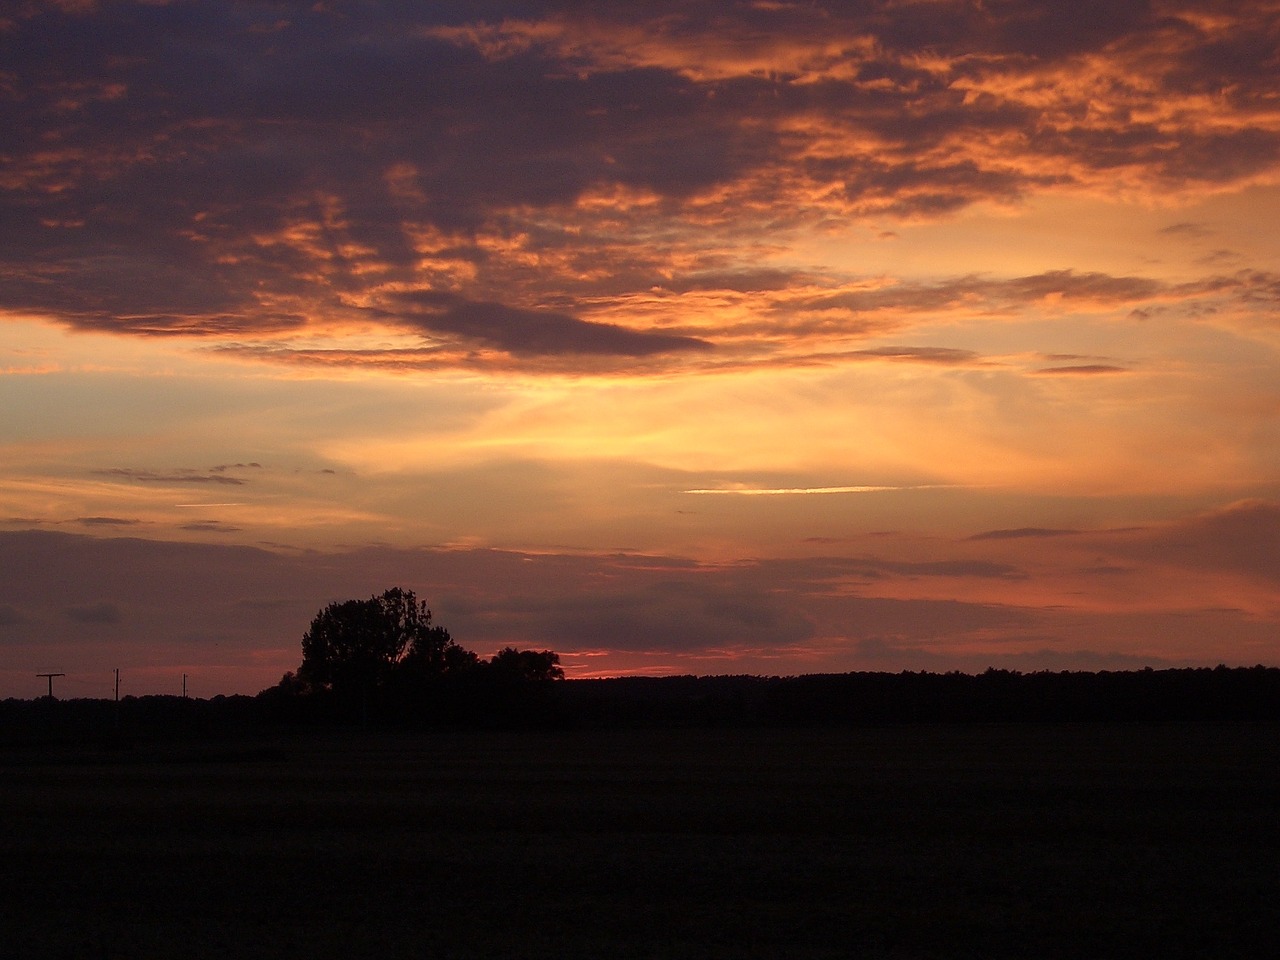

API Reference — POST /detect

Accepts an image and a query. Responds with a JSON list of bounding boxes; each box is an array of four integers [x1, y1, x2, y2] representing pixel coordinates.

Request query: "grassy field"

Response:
[[2, 723, 1277, 958]]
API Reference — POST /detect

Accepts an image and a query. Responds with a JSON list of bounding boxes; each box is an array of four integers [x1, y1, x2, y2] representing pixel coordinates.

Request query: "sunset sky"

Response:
[[3, 0, 1278, 698]]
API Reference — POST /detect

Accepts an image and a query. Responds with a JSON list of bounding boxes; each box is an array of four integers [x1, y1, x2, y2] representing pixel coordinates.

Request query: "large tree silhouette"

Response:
[[273, 587, 568, 724], [298, 587, 456, 695]]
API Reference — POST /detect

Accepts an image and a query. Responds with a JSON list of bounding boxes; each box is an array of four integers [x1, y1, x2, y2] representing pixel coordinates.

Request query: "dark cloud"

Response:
[[820, 595, 1033, 640], [1160, 221, 1213, 239], [1165, 11, 1280, 102], [1225, 269, 1280, 309], [655, 269, 809, 295], [1195, 249, 1244, 268], [850, 346, 982, 365], [1115, 500, 1280, 583], [1002, 271, 1164, 302], [969, 527, 1078, 541], [180, 522, 243, 534], [471, 582, 817, 653], [803, 270, 1167, 318], [64, 602, 123, 625], [1152, 128, 1280, 184], [1033, 364, 1129, 375], [836, 157, 1050, 217], [0, 2, 769, 340], [384, 291, 711, 357], [0, 604, 25, 627], [739, 555, 1025, 584], [92, 468, 247, 485], [868, 559, 1026, 580], [75, 516, 142, 527], [852, 637, 1175, 673]]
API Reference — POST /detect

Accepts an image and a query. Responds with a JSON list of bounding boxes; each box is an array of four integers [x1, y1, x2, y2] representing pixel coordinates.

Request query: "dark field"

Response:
[[3, 724, 1278, 959]]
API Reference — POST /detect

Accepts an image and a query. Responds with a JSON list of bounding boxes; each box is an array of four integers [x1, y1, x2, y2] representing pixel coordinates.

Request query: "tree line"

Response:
[[561, 665, 1280, 727], [264, 586, 1280, 726], [6, 665, 1279, 739]]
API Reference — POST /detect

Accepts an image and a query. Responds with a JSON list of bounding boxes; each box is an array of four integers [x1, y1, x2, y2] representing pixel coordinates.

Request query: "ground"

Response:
[[2, 723, 1277, 958]]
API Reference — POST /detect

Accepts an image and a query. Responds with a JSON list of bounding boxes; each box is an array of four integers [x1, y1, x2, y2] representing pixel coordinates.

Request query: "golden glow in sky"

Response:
[[2, 1, 1278, 696]]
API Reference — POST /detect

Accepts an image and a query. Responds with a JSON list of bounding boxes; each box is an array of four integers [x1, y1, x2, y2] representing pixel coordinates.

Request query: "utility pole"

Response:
[[113, 667, 122, 735], [36, 673, 65, 699]]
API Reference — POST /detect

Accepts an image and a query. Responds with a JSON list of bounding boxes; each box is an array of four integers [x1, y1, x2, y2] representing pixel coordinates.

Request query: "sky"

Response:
[[2, 0, 1279, 699]]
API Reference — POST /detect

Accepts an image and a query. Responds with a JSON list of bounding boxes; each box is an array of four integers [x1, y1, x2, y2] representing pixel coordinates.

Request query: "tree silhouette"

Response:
[[272, 588, 569, 724], [488, 647, 565, 683], [298, 587, 456, 695]]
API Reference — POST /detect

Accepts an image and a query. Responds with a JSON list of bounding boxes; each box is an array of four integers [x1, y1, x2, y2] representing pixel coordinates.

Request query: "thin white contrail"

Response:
[[682, 484, 960, 495]]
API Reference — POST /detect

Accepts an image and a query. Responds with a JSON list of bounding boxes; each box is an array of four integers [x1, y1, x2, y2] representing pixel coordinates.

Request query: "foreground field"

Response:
[[3, 723, 1277, 959]]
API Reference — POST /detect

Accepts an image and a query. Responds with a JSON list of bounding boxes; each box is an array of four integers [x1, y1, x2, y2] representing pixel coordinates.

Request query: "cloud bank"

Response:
[[3, 515, 1275, 697]]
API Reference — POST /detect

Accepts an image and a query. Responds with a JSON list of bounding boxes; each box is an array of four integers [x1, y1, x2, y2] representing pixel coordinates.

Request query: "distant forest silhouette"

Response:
[[6, 669, 1280, 738], [5, 587, 1279, 733]]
